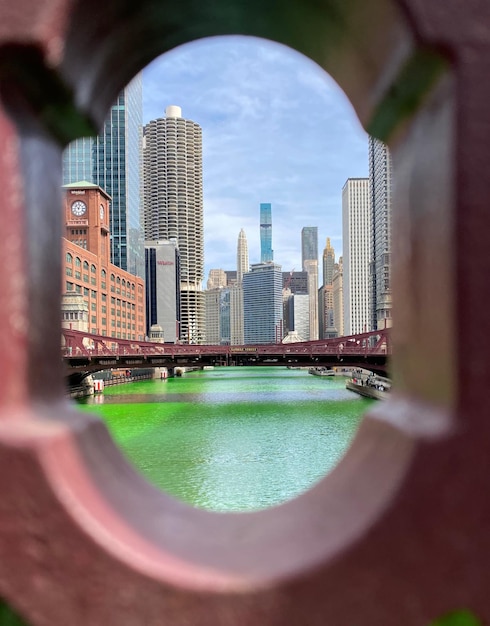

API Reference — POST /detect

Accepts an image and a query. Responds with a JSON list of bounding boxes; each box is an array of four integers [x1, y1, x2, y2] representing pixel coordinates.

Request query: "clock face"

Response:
[[71, 200, 87, 216], [100, 204, 104, 220]]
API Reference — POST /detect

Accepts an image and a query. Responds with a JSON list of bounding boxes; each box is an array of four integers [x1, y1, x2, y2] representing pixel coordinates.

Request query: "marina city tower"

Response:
[[143, 105, 205, 343]]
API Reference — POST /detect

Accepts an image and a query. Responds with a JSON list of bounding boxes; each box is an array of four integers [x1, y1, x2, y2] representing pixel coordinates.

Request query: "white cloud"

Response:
[[142, 35, 368, 279]]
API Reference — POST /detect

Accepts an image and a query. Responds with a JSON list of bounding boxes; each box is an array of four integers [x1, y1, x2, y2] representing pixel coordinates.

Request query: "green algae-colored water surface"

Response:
[[77, 366, 369, 511]]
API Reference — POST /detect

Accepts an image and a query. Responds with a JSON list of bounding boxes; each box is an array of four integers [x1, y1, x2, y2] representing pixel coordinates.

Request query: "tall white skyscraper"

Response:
[[237, 228, 249, 284], [231, 229, 248, 345], [369, 136, 393, 330], [342, 178, 371, 335], [143, 105, 204, 344]]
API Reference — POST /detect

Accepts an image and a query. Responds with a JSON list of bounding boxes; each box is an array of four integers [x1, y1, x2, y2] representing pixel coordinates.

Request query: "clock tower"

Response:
[[63, 181, 111, 267]]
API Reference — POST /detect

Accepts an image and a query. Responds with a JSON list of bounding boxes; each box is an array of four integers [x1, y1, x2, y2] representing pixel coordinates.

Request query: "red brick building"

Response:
[[62, 182, 145, 340]]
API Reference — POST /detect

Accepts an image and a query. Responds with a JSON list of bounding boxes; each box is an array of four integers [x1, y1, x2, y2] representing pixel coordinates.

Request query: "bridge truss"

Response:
[[62, 328, 391, 376]]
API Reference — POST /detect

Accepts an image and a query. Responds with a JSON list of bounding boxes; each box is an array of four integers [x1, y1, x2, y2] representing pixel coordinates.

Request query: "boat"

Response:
[[308, 367, 336, 377], [346, 373, 391, 400]]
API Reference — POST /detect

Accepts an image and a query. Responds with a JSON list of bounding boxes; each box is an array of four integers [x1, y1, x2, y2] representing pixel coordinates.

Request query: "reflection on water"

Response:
[[77, 367, 370, 511]]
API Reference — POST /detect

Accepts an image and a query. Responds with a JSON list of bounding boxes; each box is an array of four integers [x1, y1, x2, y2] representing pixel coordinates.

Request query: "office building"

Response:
[[207, 269, 227, 290], [303, 258, 319, 340], [369, 136, 393, 330], [62, 182, 145, 340], [143, 105, 204, 344], [322, 237, 335, 287], [145, 240, 180, 343], [237, 228, 249, 283], [225, 271, 238, 287], [260, 203, 273, 263], [230, 229, 249, 345], [228, 285, 243, 345], [205, 287, 231, 345], [243, 262, 283, 344], [63, 75, 144, 278], [318, 284, 337, 338], [284, 293, 309, 341], [301, 227, 319, 340], [332, 258, 344, 337], [319, 238, 336, 338], [301, 227, 318, 271], [282, 271, 308, 294], [342, 178, 371, 335]]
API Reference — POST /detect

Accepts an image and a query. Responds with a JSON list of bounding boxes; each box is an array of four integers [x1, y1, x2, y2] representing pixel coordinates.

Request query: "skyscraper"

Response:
[[260, 203, 273, 263], [205, 287, 230, 345], [369, 136, 393, 330], [243, 262, 283, 344], [342, 178, 371, 335], [231, 228, 248, 345], [143, 105, 204, 344], [207, 269, 227, 290], [333, 257, 344, 336], [319, 238, 336, 338], [303, 258, 319, 340], [301, 227, 319, 340], [322, 237, 335, 287], [301, 227, 318, 270], [62, 74, 144, 278], [144, 240, 180, 343], [284, 293, 309, 341], [237, 228, 249, 283]]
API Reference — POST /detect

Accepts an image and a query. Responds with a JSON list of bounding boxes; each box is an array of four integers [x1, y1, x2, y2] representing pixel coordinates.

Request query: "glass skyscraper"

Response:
[[62, 74, 144, 279], [260, 203, 273, 263], [301, 226, 318, 269], [243, 262, 283, 344]]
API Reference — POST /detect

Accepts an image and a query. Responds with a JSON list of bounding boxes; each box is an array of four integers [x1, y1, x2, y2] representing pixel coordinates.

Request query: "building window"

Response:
[[83, 288, 89, 296], [66, 267, 72, 276], [66, 253, 73, 264], [83, 261, 89, 272], [83, 274, 89, 283], [75, 257, 81, 268], [91, 264, 96, 274], [102, 318, 107, 326], [75, 271, 81, 279], [91, 316, 96, 324], [66, 282, 73, 291]]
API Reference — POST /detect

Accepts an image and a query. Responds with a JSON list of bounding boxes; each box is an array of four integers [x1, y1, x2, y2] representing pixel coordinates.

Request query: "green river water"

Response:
[[77, 366, 371, 511]]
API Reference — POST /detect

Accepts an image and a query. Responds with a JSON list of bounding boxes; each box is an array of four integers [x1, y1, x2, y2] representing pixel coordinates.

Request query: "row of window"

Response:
[[65, 253, 138, 291]]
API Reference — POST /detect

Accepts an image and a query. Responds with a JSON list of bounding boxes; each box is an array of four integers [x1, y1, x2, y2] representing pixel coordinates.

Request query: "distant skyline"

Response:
[[142, 35, 368, 278]]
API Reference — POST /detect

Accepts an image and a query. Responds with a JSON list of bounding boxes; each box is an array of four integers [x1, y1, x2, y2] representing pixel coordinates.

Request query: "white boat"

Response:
[[346, 373, 391, 400], [308, 367, 336, 377]]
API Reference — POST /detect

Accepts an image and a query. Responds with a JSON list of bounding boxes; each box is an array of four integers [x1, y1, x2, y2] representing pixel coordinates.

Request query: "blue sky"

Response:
[[142, 36, 368, 279]]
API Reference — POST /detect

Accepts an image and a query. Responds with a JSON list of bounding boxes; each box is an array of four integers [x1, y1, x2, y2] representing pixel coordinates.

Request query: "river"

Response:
[[77, 366, 371, 511]]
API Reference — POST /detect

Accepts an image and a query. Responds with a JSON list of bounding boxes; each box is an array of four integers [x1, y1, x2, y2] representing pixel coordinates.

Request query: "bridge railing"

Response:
[[61, 328, 391, 360]]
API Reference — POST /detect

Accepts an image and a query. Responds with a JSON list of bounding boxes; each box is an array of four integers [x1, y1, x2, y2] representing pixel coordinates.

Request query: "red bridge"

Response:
[[62, 328, 391, 376]]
